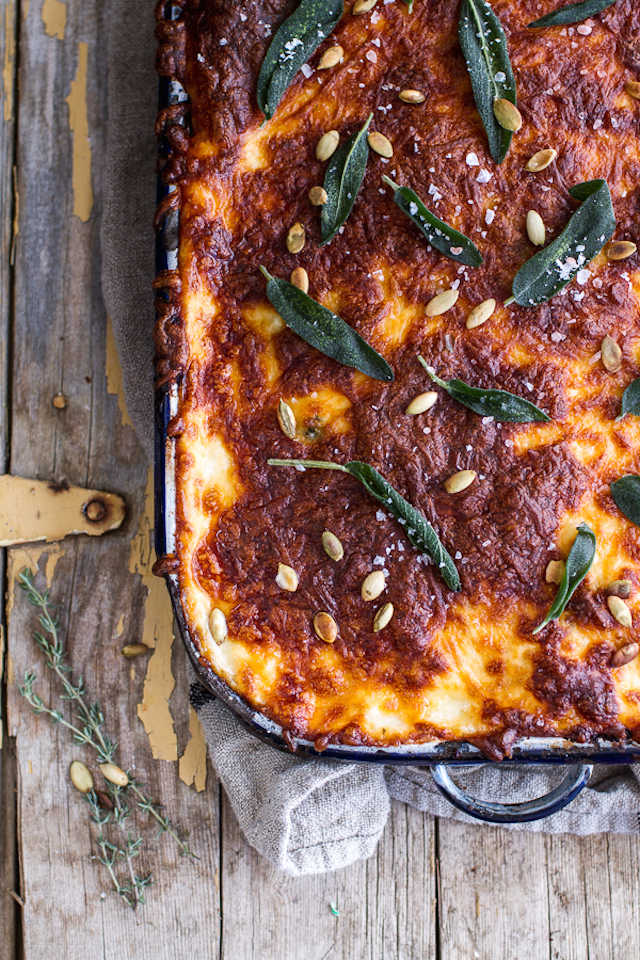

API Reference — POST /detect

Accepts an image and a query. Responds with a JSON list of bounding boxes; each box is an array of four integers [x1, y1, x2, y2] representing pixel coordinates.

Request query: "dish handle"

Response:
[[430, 763, 593, 824]]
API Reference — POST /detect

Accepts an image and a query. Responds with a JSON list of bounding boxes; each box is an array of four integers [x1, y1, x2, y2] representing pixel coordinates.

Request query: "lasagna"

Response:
[[154, 0, 640, 758]]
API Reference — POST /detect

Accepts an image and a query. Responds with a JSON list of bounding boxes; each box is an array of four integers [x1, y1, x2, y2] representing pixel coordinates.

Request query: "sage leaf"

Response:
[[507, 180, 615, 307], [458, 0, 517, 164], [418, 357, 550, 423], [267, 458, 461, 591], [260, 266, 394, 382], [532, 522, 596, 634], [528, 0, 616, 28], [611, 476, 640, 528], [383, 176, 483, 267], [256, 0, 344, 122], [616, 378, 640, 421], [402, 0, 414, 12], [321, 114, 372, 245]]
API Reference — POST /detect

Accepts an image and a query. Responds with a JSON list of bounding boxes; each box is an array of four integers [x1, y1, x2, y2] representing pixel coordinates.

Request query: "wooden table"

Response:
[[2, 1, 640, 957]]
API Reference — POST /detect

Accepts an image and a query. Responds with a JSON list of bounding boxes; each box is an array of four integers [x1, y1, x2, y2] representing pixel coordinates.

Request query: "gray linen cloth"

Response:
[[101, 0, 640, 876]]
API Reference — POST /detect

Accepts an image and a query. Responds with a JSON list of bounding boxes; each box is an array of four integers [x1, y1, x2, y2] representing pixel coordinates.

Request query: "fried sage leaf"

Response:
[[260, 267, 394, 381], [506, 180, 615, 307], [383, 177, 483, 267], [267, 458, 461, 591], [528, 0, 616, 28], [458, 0, 517, 164], [418, 357, 550, 423], [256, 0, 344, 122], [321, 114, 372, 245], [532, 523, 596, 635], [611, 476, 640, 528], [616, 378, 640, 421]]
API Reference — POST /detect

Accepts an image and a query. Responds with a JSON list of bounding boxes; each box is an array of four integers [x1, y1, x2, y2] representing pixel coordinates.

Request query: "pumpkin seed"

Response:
[[608, 595, 632, 627], [308, 185, 328, 206], [525, 148, 557, 172], [316, 129, 340, 162], [69, 760, 94, 794], [314, 611, 338, 643], [99, 763, 129, 787], [278, 399, 297, 439], [625, 81, 640, 101], [605, 579, 632, 599], [444, 470, 476, 494], [526, 210, 546, 247], [399, 89, 426, 104], [121, 643, 149, 658], [351, 0, 377, 14], [425, 288, 459, 317], [493, 98, 523, 132], [276, 562, 299, 592], [318, 44, 344, 69], [322, 530, 344, 561], [611, 641, 639, 667], [601, 335, 622, 373], [605, 240, 637, 261], [545, 559, 566, 585], [290, 267, 309, 294], [406, 391, 438, 415], [466, 298, 496, 330], [209, 608, 228, 644], [361, 570, 386, 601], [287, 222, 306, 254], [373, 602, 394, 632], [367, 131, 393, 158]]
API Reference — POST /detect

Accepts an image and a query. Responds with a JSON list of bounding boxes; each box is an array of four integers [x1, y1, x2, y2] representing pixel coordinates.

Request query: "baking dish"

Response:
[[152, 3, 640, 824]]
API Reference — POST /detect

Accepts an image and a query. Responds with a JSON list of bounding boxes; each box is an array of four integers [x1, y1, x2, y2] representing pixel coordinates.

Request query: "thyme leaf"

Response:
[[616, 378, 640, 421], [260, 266, 394, 381], [532, 523, 596, 634], [610, 475, 640, 528], [528, 0, 616, 28], [321, 114, 372, 245], [418, 357, 550, 423], [256, 0, 344, 122], [506, 180, 615, 307], [267, 458, 461, 591], [458, 0, 517, 164], [383, 176, 483, 267]]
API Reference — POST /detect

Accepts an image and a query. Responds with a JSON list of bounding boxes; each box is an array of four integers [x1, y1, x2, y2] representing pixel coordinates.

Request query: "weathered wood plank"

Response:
[[220, 796, 436, 960]]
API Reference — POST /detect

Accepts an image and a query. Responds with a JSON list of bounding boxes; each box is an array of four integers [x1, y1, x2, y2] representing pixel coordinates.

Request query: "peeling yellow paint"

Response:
[[41, 0, 66, 39], [65, 43, 93, 222], [178, 707, 207, 792], [106, 317, 133, 428], [115, 613, 125, 638], [132, 468, 178, 762], [3, 5, 16, 123], [7, 544, 66, 620]]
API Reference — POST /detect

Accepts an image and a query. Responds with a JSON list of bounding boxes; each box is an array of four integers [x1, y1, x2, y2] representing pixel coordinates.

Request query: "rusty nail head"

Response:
[[84, 499, 108, 523]]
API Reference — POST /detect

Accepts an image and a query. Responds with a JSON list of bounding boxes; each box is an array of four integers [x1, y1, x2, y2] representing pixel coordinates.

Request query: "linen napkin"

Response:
[[100, 0, 640, 876]]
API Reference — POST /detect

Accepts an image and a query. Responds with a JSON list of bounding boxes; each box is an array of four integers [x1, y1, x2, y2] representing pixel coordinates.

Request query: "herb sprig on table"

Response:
[[17, 568, 197, 909]]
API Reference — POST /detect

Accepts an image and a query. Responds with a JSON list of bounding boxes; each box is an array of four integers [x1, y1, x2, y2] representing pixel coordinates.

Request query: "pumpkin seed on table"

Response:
[[290, 266, 309, 293], [322, 530, 344, 561], [605, 240, 637, 261], [399, 89, 426, 104], [314, 611, 338, 643], [525, 148, 557, 172], [316, 130, 340, 162], [318, 45, 343, 69], [601, 335, 622, 373], [209, 607, 228, 644], [361, 570, 386, 601], [367, 131, 393, 158], [308, 186, 328, 206], [608, 595, 632, 627], [406, 391, 438, 415], [611, 642, 639, 668], [121, 643, 149, 658], [466, 299, 496, 329], [444, 470, 476, 494], [526, 210, 546, 247], [425, 289, 459, 317], [287, 222, 305, 254], [373, 602, 394, 632], [100, 763, 129, 787], [69, 760, 94, 794]]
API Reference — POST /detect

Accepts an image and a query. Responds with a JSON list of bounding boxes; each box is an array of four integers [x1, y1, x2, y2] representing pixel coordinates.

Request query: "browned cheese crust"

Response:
[[155, 0, 640, 756]]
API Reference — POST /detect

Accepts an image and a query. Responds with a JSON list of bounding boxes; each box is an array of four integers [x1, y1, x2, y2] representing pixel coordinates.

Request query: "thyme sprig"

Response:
[[17, 568, 197, 908]]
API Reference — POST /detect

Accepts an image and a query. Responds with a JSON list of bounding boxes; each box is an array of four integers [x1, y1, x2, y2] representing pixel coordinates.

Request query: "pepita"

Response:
[[322, 530, 344, 561], [525, 148, 557, 172], [318, 45, 344, 69], [601, 335, 622, 373], [545, 559, 566, 585], [209, 608, 228, 645], [367, 131, 393, 158], [351, 0, 377, 14], [361, 570, 386, 602], [625, 81, 640, 101], [314, 611, 338, 643], [373, 602, 394, 632], [406, 391, 438, 415], [466, 298, 496, 330], [276, 562, 299, 592], [493, 98, 523, 132], [290, 267, 309, 294], [398, 89, 426, 104], [605, 579, 632, 599], [608, 595, 632, 628], [99, 763, 129, 787], [526, 210, 546, 247], [121, 643, 149, 658], [611, 641, 639, 667], [69, 760, 94, 794], [316, 129, 340, 162], [278, 399, 297, 439], [425, 288, 459, 317], [287, 222, 305, 254], [444, 470, 476, 494], [308, 185, 328, 206], [605, 240, 637, 261]]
